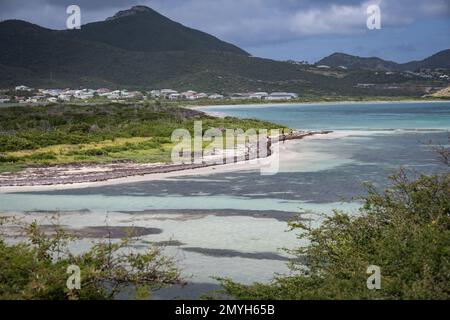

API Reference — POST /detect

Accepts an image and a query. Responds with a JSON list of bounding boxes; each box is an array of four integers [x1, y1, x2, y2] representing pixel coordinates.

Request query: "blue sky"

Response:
[[0, 0, 449, 63], [247, 18, 450, 63]]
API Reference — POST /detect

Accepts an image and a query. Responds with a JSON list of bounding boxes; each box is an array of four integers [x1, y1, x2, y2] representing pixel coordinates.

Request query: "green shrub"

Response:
[[27, 153, 57, 161], [218, 171, 450, 300], [0, 155, 20, 163], [0, 136, 36, 152], [0, 219, 182, 300]]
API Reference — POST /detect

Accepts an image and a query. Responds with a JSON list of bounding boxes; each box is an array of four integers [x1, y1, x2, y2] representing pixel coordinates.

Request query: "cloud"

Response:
[[149, 0, 450, 46], [0, 0, 448, 44]]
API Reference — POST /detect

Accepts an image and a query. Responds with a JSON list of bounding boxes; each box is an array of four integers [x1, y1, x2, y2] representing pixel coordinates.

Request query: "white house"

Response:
[[15, 85, 33, 91], [208, 94, 224, 99], [168, 93, 181, 100], [121, 91, 140, 99], [249, 92, 269, 99], [160, 89, 178, 98], [74, 89, 95, 100], [230, 93, 250, 100], [194, 93, 208, 99], [40, 89, 62, 96], [266, 92, 298, 101], [106, 91, 121, 100], [58, 94, 71, 101], [96, 88, 110, 94], [181, 91, 197, 99], [150, 90, 161, 98]]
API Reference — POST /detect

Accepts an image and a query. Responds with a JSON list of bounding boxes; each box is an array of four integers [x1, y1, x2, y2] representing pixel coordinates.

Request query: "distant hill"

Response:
[[0, 5, 448, 97], [402, 50, 450, 71], [317, 53, 400, 71], [317, 50, 450, 72]]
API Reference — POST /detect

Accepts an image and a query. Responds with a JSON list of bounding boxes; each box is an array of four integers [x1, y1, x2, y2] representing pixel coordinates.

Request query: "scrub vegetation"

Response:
[[218, 168, 450, 300], [0, 102, 286, 172], [0, 218, 182, 300]]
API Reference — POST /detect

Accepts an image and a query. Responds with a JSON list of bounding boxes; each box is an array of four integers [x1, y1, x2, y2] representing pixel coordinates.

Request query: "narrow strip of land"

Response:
[[0, 130, 331, 190]]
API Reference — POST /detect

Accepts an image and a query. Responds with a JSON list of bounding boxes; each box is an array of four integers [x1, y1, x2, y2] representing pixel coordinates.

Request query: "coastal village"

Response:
[[1, 66, 449, 104], [0, 85, 299, 104]]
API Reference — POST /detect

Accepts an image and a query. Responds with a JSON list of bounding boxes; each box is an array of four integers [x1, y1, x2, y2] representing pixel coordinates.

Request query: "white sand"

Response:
[[0, 131, 335, 194], [0, 150, 280, 194]]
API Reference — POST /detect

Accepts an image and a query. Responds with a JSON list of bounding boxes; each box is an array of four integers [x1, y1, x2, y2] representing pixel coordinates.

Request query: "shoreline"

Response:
[[2, 98, 449, 111], [0, 130, 332, 193], [188, 99, 450, 110]]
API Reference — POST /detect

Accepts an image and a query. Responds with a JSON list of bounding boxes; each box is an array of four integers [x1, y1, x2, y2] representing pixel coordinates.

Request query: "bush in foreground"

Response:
[[218, 171, 450, 299], [0, 221, 182, 300]]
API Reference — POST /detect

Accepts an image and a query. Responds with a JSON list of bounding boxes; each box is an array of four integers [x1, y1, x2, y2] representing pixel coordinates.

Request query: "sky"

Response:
[[0, 0, 449, 63]]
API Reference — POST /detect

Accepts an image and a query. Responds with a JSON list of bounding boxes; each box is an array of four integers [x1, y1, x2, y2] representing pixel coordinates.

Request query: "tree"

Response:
[[0, 219, 183, 300], [218, 169, 450, 300]]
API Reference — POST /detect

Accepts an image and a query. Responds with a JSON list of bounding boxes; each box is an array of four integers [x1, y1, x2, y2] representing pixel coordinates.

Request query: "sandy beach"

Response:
[[0, 130, 332, 193]]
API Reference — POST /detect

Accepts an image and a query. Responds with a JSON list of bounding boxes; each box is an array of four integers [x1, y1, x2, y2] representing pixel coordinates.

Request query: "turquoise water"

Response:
[[200, 101, 450, 130], [1, 101, 449, 298]]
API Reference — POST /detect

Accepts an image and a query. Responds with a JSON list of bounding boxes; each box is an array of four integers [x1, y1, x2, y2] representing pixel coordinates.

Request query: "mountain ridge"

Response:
[[106, 5, 155, 21], [317, 50, 450, 71], [65, 5, 248, 55], [0, 6, 449, 97]]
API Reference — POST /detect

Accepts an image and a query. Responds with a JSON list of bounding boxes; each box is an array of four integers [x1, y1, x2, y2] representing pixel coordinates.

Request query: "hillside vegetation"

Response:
[[219, 169, 450, 300], [0, 6, 448, 96], [317, 50, 450, 71]]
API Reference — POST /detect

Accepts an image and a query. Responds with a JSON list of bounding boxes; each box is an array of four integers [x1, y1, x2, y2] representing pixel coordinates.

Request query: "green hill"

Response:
[[67, 6, 248, 55], [317, 50, 450, 72], [402, 49, 450, 71], [0, 5, 448, 97], [317, 53, 400, 71]]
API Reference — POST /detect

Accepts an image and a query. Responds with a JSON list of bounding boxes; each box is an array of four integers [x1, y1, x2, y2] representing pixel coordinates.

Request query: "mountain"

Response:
[[0, 7, 328, 92], [67, 6, 248, 55], [317, 53, 400, 71], [317, 50, 450, 72], [0, 5, 448, 97], [0, 18, 315, 90], [402, 49, 450, 71]]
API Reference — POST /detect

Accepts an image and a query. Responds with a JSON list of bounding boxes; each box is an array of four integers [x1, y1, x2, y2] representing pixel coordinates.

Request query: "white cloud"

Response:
[[288, 4, 366, 35], [0, 0, 448, 44], [150, 0, 449, 46]]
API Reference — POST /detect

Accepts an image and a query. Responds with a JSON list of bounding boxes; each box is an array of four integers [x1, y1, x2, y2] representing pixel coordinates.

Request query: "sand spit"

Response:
[[0, 130, 332, 191]]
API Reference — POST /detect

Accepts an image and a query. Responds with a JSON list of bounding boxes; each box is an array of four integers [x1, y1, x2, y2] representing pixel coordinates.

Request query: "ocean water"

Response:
[[1, 101, 449, 299], [202, 101, 450, 130]]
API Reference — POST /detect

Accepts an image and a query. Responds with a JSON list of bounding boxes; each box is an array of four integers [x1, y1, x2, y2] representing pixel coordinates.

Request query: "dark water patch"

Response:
[[18, 132, 450, 205], [181, 247, 294, 262], [133, 240, 185, 248], [41, 225, 162, 238], [1, 225, 163, 239], [120, 208, 298, 222], [23, 209, 91, 215], [23, 170, 371, 203]]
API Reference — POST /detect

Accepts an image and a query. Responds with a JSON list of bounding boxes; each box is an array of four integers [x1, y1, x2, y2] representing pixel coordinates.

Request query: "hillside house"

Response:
[[266, 92, 298, 100]]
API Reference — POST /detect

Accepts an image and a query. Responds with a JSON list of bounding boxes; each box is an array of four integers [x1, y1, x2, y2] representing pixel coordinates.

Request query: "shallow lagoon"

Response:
[[1, 101, 449, 298]]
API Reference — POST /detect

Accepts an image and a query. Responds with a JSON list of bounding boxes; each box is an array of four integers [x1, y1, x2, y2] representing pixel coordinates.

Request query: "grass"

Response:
[[2, 137, 173, 166], [0, 102, 287, 173]]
